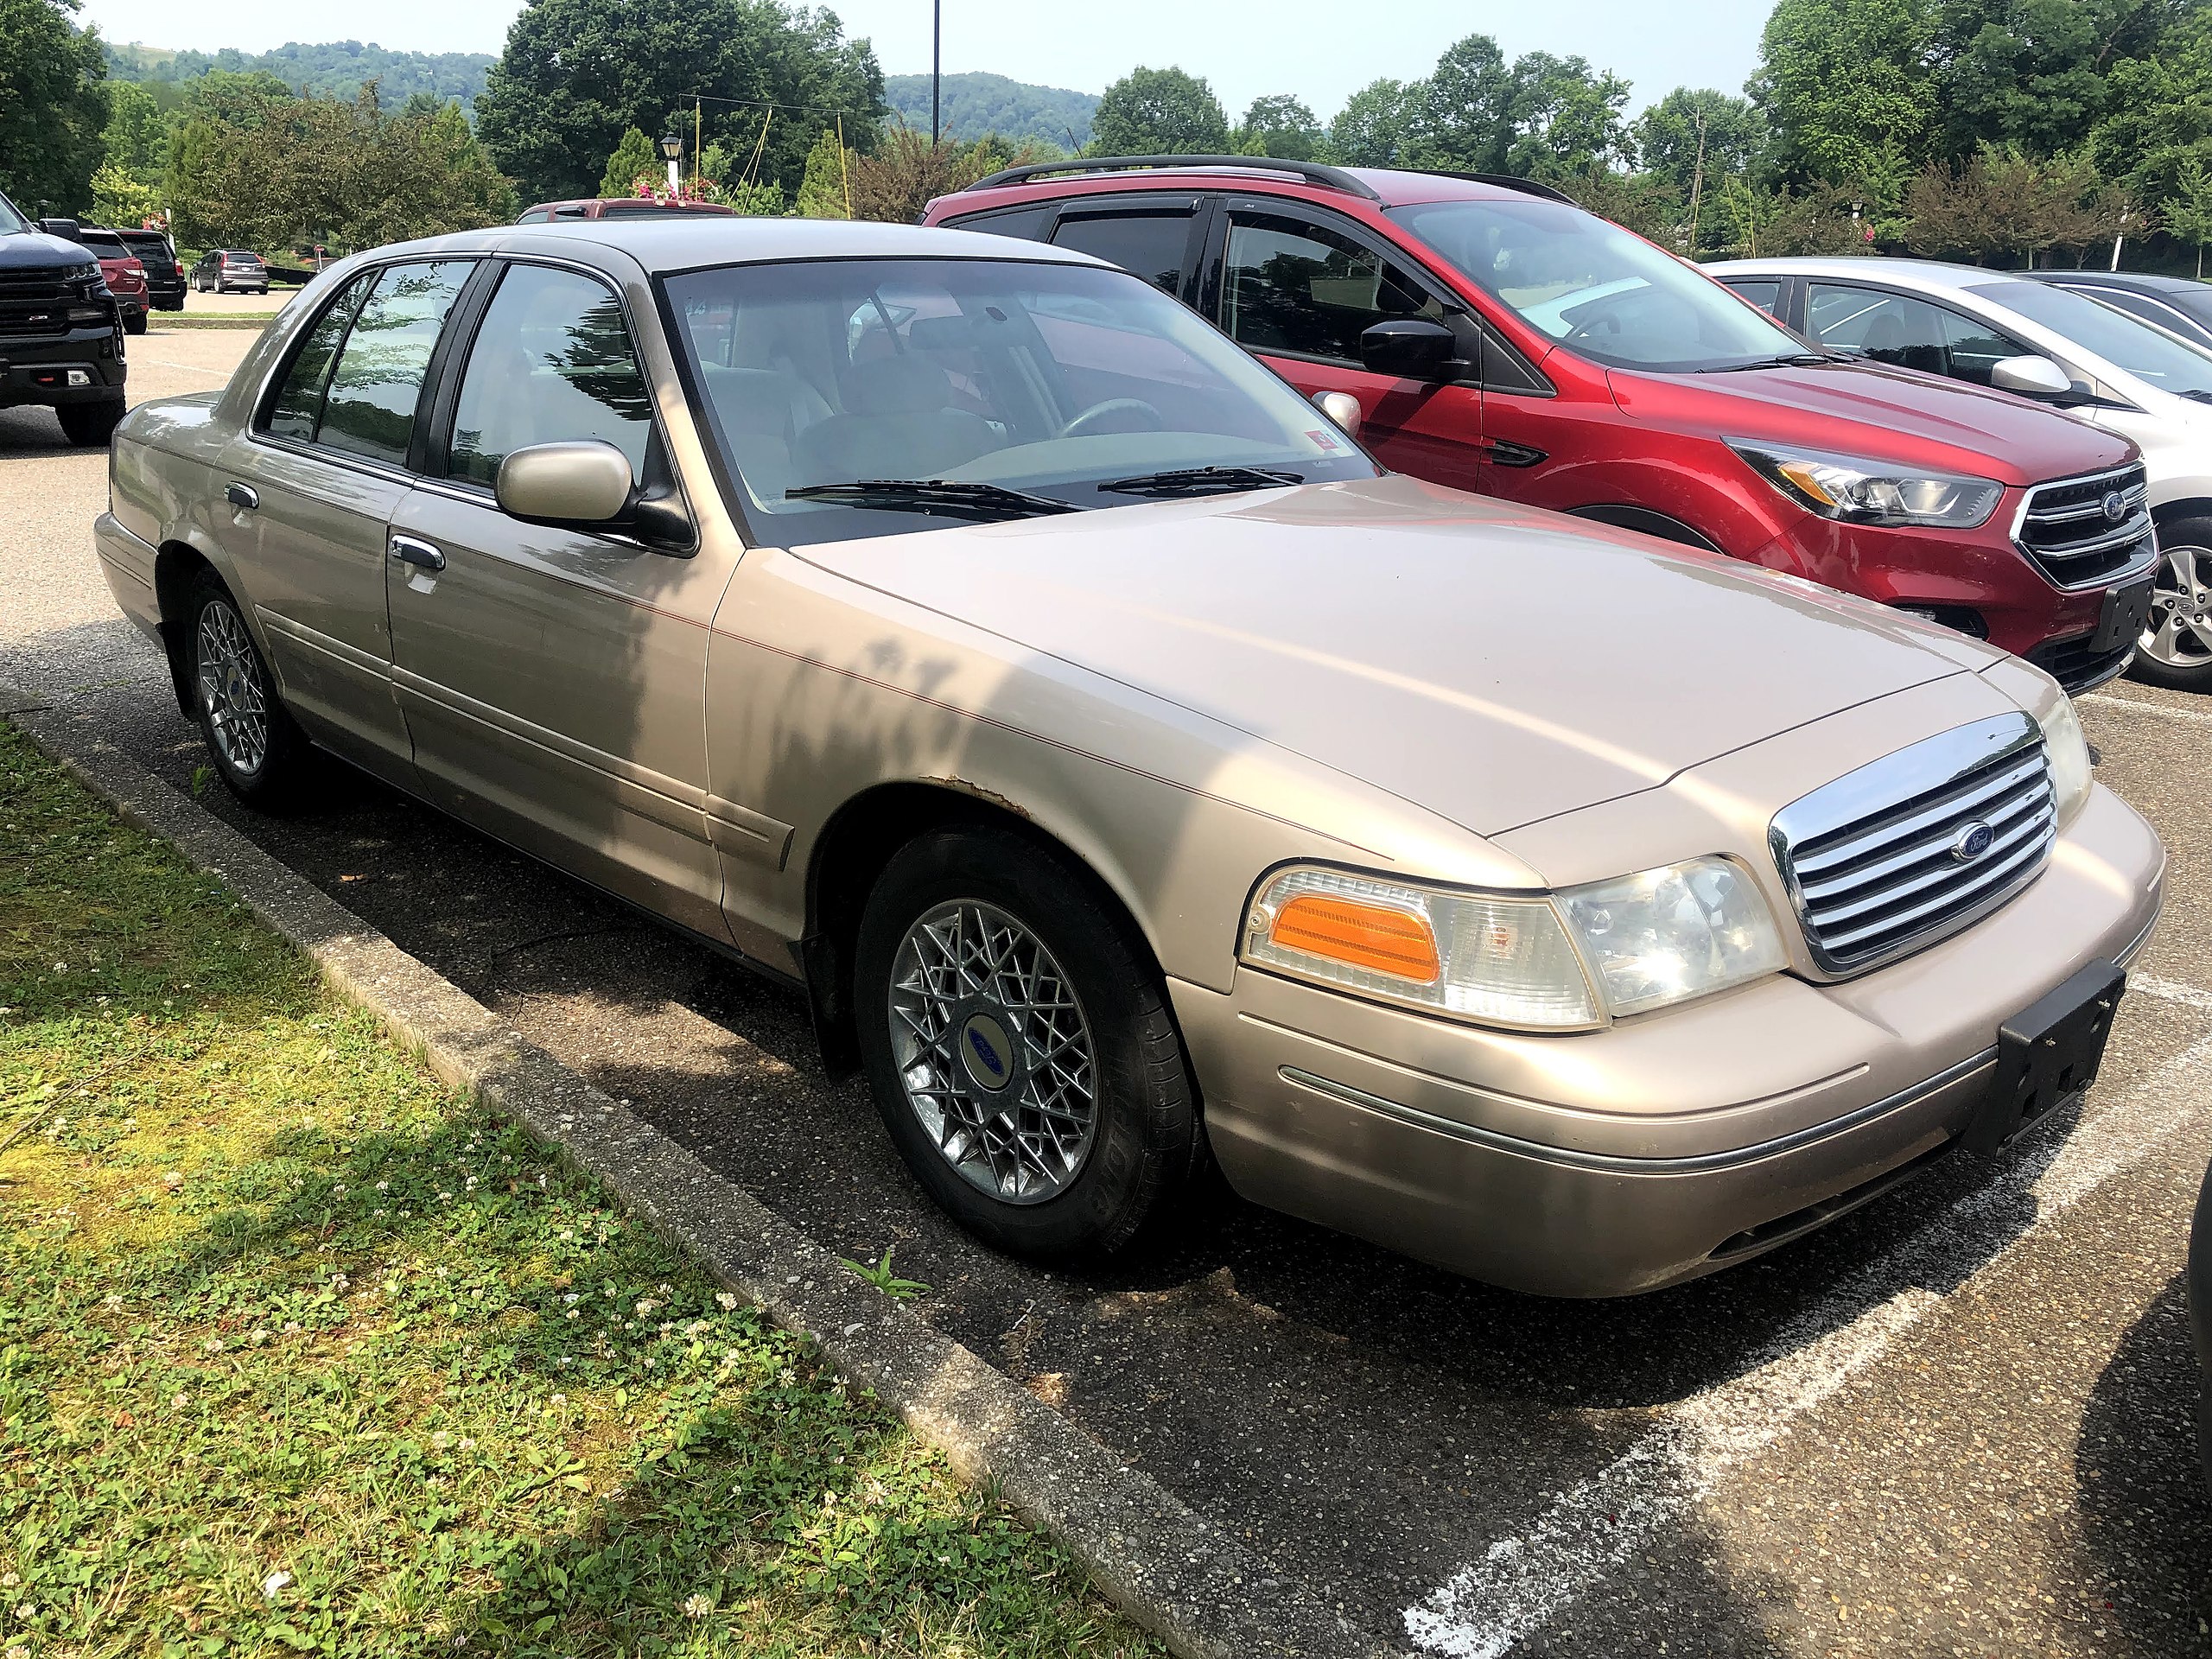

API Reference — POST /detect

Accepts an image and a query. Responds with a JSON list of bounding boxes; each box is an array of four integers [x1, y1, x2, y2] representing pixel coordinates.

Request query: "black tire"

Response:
[[183, 570, 310, 807], [124, 310, 147, 335], [56, 399, 124, 446], [854, 824, 1201, 1260], [2129, 519, 2212, 693]]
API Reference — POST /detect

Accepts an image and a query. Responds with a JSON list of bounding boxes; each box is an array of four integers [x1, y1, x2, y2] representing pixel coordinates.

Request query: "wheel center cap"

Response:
[[958, 1011, 1016, 1092]]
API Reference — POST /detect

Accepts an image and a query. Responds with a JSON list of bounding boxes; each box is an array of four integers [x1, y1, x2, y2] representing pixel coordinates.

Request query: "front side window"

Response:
[[317, 260, 472, 464], [1223, 213, 1442, 363], [1050, 211, 1192, 296], [1722, 278, 1782, 316], [1389, 197, 1804, 372], [1806, 284, 1954, 375], [665, 256, 1379, 547], [264, 270, 376, 442], [0, 193, 28, 236], [448, 264, 653, 487], [1974, 278, 2212, 397]]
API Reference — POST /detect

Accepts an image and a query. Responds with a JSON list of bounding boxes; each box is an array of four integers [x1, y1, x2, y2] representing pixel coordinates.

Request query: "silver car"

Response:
[[94, 219, 2163, 1294]]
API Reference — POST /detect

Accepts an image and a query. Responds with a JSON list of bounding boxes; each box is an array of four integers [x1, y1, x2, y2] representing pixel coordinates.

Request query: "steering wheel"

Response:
[[1058, 397, 1165, 439]]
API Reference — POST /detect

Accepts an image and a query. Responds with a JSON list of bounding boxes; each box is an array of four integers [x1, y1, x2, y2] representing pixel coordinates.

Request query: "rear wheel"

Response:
[[854, 825, 1201, 1259], [185, 571, 309, 805], [124, 310, 147, 335], [56, 399, 124, 446], [2129, 523, 2212, 693]]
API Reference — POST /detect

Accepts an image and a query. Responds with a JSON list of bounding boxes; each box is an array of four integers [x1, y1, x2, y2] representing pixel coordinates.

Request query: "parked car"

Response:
[[516, 197, 736, 223], [73, 226, 149, 335], [114, 226, 186, 312], [2024, 269, 2212, 354], [1712, 257, 2212, 693], [0, 189, 128, 445], [925, 158, 2156, 694], [190, 249, 269, 295], [93, 219, 2164, 1295]]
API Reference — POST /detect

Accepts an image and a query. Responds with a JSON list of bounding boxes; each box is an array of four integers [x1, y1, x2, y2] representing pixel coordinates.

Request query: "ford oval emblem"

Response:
[[2101, 490, 2127, 524], [1951, 820, 1996, 863], [961, 1014, 1013, 1087]]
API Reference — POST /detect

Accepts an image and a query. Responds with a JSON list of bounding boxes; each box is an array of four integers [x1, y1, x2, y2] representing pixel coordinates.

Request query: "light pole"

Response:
[[660, 133, 684, 198], [931, 0, 942, 146]]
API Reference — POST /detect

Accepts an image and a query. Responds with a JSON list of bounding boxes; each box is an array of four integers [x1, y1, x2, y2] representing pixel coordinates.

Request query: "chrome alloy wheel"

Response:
[[195, 600, 270, 777], [2145, 544, 2212, 669], [887, 899, 1098, 1205]]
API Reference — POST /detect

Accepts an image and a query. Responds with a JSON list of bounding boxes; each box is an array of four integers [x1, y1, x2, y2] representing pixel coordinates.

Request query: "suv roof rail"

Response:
[[1427, 172, 1582, 207], [963, 154, 1386, 201]]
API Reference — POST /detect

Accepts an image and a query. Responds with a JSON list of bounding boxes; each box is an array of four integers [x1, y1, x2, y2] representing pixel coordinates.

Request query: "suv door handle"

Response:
[[388, 534, 445, 572], [225, 482, 258, 511]]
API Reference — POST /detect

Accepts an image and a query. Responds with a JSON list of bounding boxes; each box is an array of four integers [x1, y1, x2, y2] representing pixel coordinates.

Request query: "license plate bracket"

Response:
[[1963, 959, 2126, 1154], [2092, 577, 2156, 655]]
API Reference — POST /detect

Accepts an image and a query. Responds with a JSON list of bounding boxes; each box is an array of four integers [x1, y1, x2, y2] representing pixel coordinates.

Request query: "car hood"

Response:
[[1607, 358, 2136, 486], [0, 230, 98, 271], [791, 475, 1982, 836]]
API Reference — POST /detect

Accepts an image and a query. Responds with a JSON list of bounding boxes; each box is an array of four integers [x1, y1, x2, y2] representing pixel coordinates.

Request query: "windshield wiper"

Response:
[[1698, 353, 1840, 372], [1096, 464, 1306, 497], [785, 480, 1077, 519], [2181, 389, 2212, 405]]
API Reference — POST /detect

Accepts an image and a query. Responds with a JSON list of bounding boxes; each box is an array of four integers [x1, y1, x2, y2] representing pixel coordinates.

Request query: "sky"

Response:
[[75, 0, 1776, 118]]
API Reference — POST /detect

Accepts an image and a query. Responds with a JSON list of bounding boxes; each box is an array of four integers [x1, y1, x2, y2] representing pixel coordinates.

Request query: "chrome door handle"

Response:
[[225, 482, 258, 511], [388, 534, 445, 572]]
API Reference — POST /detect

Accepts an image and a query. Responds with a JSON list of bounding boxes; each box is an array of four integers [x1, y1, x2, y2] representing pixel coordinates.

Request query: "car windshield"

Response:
[[1386, 198, 1807, 372], [1972, 279, 2212, 398], [0, 194, 28, 237], [664, 256, 1379, 545]]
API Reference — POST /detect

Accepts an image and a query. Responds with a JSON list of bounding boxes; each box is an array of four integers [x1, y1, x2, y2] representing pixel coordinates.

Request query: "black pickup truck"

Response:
[[0, 188, 127, 445]]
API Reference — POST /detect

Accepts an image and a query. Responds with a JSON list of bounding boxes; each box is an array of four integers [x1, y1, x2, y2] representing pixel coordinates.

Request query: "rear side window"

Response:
[[1222, 212, 1443, 364], [1049, 211, 1192, 295], [316, 261, 472, 465], [264, 270, 376, 442], [944, 205, 1052, 242], [448, 264, 653, 486]]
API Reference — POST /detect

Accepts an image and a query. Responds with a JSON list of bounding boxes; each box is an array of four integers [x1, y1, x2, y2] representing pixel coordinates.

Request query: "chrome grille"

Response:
[[2013, 461, 2155, 588], [1769, 714, 2055, 974]]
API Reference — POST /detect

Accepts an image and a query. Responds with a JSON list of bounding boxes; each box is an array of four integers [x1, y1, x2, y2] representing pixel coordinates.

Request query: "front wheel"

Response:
[[186, 572, 309, 805], [56, 399, 124, 446], [2130, 523, 2212, 693], [854, 825, 1202, 1259]]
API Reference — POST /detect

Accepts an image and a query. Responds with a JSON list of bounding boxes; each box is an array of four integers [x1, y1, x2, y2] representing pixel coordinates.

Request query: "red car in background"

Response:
[[515, 197, 736, 223], [926, 158, 2156, 692], [73, 226, 148, 335]]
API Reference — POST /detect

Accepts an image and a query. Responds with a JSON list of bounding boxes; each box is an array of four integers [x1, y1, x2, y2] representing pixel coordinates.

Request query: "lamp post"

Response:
[[931, 0, 942, 146], [660, 134, 684, 198]]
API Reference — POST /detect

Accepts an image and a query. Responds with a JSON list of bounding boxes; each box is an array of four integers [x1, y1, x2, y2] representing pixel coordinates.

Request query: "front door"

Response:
[[225, 259, 473, 778], [384, 259, 737, 940]]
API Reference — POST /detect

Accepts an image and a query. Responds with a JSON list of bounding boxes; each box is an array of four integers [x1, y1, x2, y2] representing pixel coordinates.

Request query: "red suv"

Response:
[[926, 158, 2157, 691], [74, 226, 149, 335]]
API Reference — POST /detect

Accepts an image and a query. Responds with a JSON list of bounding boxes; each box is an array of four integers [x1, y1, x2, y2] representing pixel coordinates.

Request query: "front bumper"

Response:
[[0, 325, 127, 406], [1173, 784, 2164, 1297]]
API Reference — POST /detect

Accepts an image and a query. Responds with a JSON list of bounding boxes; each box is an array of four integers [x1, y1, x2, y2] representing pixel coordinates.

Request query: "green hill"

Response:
[[105, 40, 495, 118], [883, 73, 1096, 149]]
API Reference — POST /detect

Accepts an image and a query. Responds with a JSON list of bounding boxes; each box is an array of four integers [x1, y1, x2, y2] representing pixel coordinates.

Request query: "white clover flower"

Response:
[[262, 1569, 292, 1599], [682, 1593, 712, 1618], [565, 1310, 579, 1321], [104, 1293, 124, 1310], [549, 1393, 567, 1408], [715, 1293, 737, 1311], [376, 1181, 389, 1192]]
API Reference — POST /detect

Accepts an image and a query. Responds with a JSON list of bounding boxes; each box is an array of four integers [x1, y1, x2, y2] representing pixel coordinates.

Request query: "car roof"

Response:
[[1706, 256, 2034, 294], [365, 216, 1112, 276], [940, 162, 1554, 216]]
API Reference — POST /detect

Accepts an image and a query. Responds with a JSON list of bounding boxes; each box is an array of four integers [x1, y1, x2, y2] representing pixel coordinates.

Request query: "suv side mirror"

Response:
[[495, 440, 693, 550], [37, 217, 81, 241], [1360, 318, 1460, 381], [1988, 354, 2073, 398]]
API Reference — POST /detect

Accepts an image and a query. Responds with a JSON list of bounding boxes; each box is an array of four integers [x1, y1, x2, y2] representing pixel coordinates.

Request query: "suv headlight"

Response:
[[1241, 857, 1787, 1029], [1729, 440, 2002, 529]]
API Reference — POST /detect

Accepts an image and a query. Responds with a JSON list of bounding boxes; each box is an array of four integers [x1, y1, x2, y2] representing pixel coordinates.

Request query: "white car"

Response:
[[1711, 256, 2212, 692]]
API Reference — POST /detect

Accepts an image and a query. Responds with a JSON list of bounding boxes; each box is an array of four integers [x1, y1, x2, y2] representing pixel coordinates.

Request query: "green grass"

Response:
[[0, 724, 1160, 1659]]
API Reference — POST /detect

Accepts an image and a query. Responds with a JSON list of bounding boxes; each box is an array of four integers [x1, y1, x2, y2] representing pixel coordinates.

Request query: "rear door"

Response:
[[222, 257, 474, 779], [384, 257, 735, 941]]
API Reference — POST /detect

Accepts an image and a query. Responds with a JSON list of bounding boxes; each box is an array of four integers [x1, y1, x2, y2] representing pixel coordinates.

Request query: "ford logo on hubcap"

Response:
[[2101, 490, 2128, 523], [960, 1013, 1013, 1088], [1950, 820, 1996, 863]]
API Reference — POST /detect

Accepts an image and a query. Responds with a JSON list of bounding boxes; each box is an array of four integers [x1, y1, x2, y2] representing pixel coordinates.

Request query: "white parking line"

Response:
[[1402, 979, 2212, 1659], [2082, 693, 2212, 728]]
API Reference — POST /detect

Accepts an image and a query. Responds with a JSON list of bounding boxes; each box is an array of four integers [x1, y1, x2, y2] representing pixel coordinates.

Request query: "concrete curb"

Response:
[[3, 685, 1400, 1659]]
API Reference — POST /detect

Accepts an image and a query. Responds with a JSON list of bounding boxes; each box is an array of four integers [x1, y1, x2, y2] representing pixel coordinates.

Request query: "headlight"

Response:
[[1728, 440, 2002, 529], [2031, 683, 2093, 828], [1241, 856, 1786, 1028]]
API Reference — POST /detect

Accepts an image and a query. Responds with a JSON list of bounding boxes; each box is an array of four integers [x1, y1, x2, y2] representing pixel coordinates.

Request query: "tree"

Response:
[[2091, 9, 2212, 222], [794, 126, 855, 217], [1235, 94, 1321, 160], [1713, 179, 1877, 257], [474, 0, 884, 207], [1089, 66, 1229, 155], [1635, 88, 1767, 196], [1326, 78, 1423, 167], [1751, 0, 1938, 202], [1409, 34, 1514, 171], [2164, 153, 2212, 275], [1929, 0, 2185, 163], [101, 78, 167, 174], [1500, 52, 1633, 179], [1569, 168, 1684, 242], [1903, 145, 2104, 264], [0, 0, 109, 213], [88, 160, 160, 226], [599, 127, 663, 199]]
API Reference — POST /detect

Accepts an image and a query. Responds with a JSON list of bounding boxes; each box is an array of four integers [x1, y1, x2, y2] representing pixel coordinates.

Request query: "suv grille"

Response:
[[1769, 715, 2054, 974], [0, 264, 99, 336], [2015, 462, 2155, 588]]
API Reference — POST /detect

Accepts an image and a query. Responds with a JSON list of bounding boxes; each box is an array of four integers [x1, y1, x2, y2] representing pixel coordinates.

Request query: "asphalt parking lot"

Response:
[[6, 324, 2211, 1658]]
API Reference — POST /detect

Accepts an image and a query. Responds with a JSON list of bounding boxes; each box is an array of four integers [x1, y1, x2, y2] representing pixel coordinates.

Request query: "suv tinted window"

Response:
[[317, 261, 471, 465], [1223, 212, 1441, 364], [448, 264, 653, 486], [1049, 211, 1192, 296], [945, 205, 1052, 242], [264, 271, 376, 441]]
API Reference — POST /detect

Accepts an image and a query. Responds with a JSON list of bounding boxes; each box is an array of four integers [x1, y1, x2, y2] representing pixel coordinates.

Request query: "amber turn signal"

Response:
[[1269, 893, 1442, 984]]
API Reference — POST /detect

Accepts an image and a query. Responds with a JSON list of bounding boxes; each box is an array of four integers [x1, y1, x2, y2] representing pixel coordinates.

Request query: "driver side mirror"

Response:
[[1311, 389, 1363, 439], [37, 217, 81, 241], [496, 440, 692, 550], [1359, 318, 1462, 382], [1988, 354, 2074, 399]]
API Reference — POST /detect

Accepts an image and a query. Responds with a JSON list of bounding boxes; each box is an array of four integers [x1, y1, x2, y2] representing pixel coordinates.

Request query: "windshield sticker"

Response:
[[1306, 429, 1342, 451]]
